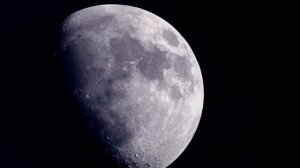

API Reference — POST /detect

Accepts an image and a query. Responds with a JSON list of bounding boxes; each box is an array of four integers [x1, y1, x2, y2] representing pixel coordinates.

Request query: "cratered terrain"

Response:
[[58, 4, 204, 168]]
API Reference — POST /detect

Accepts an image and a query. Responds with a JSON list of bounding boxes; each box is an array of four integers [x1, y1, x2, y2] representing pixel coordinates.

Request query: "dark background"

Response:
[[3, 0, 299, 167]]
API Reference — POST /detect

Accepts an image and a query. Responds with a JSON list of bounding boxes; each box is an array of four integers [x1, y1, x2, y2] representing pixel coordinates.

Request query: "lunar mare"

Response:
[[59, 4, 204, 168]]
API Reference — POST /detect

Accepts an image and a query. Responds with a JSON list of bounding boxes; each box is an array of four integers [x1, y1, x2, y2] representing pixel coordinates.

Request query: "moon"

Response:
[[59, 4, 204, 168]]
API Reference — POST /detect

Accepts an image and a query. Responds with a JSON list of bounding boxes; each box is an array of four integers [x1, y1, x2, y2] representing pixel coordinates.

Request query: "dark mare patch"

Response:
[[173, 55, 192, 80], [109, 33, 171, 81], [162, 29, 179, 47]]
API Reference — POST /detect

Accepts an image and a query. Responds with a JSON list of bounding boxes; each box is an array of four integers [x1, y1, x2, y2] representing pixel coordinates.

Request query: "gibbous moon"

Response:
[[59, 4, 204, 168]]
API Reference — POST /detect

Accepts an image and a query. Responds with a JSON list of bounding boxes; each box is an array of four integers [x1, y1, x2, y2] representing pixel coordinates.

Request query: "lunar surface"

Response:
[[59, 4, 204, 168]]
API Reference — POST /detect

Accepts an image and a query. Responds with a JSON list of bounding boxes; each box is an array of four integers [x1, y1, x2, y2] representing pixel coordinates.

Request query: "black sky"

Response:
[[3, 0, 299, 167]]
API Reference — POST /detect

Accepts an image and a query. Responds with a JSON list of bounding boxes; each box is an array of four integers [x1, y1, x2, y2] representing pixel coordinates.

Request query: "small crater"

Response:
[[85, 94, 91, 99], [162, 29, 179, 47]]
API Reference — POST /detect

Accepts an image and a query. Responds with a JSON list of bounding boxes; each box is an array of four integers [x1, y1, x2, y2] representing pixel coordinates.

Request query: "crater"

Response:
[[162, 29, 179, 47]]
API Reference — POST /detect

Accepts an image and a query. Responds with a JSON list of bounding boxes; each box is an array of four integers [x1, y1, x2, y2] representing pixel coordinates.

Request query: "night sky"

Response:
[[3, 0, 299, 167]]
